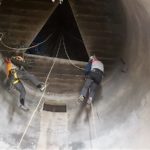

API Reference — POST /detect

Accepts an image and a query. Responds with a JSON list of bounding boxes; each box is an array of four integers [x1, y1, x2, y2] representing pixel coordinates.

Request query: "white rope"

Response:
[[87, 104, 97, 150], [62, 35, 109, 86], [90, 104, 97, 138], [63, 37, 97, 140], [65, 31, 83, 43], [62, 36, 85, 71], [0, 32, 54, 51], [16, 38, 62, 149]]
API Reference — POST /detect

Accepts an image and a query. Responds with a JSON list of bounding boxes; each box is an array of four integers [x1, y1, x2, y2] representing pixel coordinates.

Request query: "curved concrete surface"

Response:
[[1, 0, 150, 149]]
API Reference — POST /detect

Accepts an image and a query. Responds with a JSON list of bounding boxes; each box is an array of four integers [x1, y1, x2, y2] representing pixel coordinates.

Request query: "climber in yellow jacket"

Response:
[[4, 55, 46, 111]]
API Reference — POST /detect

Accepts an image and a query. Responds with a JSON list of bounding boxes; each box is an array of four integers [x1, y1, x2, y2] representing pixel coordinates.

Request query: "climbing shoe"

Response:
[[37, 83, 46, 92], [19, 104, 29, 111], [87, 97, 93, 105], [78, 95, 84, 103]]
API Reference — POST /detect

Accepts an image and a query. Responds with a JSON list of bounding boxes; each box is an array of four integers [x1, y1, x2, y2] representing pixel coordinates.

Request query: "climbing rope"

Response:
[[16, 38, 62, 149], [90, 104, 97, 138], [64, 31, 83, 43], [0, 32, 85, 71], [62, 36, 85, 71], [0, 29, 107, 149], [87, 104, 97, 150], [63, 35, 98, 146], [0, 32, 54, 52]]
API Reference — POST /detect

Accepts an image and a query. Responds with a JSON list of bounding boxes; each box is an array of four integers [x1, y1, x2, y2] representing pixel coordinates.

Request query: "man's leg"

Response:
[[18, 69, 40, 86], [79, 78, 93, 102], [18, 69, 45, 91], [87, 82, 98, 105], [14, 82, 29, 110]]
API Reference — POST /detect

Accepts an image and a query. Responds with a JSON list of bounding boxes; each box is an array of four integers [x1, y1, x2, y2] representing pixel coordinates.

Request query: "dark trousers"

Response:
[[80, 70, 103, 100], [17, 68, 41, 87], [80, 78, 98, 100], [14, 69, 41, 105], [14, 81, 26, 106], [8, 68, 41, 106]]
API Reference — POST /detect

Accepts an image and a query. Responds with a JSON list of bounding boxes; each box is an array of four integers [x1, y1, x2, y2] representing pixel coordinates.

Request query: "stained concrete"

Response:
[[0, 0, 58, 47], [0, 0, 150, 149]]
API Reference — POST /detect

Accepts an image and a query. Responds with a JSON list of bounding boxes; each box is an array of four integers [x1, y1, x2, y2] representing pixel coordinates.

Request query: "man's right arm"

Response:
[[11, 57, 29, 69], [84, 62, 91, 76]]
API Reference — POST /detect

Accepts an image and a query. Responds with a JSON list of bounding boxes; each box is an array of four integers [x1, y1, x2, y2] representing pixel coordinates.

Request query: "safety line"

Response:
[[64, 31, 83, 43], [87, 106, 93, 150], [16, 38, 62, 149], [90, 104, 97, 138], [62, 35, 111, 85], [63, 34, 107, 142], [0, 32, 54, 51], [88, 121, 93, 150], [87, 100, 97, 150], [62, 34, 102, 142], [62, 36, 85, 71]]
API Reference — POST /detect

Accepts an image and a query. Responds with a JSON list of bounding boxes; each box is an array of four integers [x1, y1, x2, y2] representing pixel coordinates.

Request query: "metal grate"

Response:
[[43, 103, 67, 112]]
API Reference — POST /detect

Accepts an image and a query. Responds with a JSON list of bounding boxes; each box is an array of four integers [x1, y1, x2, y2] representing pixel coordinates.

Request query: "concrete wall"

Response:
[[0, 0, 57, 48], [69, 0, 126, 70], [0, 0, 150, 149]]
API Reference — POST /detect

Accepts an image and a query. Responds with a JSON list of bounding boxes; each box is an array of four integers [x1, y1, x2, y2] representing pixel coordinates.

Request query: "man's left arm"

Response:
[[11, 56, 30, 69]]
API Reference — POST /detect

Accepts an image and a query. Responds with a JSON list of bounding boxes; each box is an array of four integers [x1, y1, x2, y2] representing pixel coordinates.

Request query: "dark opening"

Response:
[[26, 0, 89, 62], [43, 103, 67, 113]]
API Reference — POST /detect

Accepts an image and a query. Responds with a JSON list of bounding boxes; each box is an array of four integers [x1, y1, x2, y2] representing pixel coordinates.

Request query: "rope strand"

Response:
[[62, 36, 85, 71], [0, 32, 54, 52], [17, 38, 62, 149]]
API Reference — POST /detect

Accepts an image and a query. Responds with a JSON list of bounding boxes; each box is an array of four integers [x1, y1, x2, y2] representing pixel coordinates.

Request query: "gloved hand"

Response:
[[19, 66, 25, 71]]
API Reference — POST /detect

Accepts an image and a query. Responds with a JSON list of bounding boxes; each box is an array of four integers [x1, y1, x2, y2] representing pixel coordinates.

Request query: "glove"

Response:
[[19, 66, 25, 71]]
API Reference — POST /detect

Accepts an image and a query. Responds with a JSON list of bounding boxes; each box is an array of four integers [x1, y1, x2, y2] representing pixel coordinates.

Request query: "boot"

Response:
[[19, 104, 29, 111], [78, 95, 84, 103], [87, 97, 92, 105], [37, 83, 46, 92]]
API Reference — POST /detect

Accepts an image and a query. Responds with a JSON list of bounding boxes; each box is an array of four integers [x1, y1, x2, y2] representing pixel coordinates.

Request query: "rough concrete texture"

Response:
[[0, 0, 150, 150], [0, 0, 58, 47]]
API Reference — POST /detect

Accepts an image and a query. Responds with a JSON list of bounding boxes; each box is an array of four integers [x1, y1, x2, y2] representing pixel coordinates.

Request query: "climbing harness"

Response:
[[10, 69, 20, 85]]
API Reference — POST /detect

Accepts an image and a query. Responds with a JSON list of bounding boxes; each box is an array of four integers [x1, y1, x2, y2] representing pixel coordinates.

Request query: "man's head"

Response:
[[89, 55, 97, 61]]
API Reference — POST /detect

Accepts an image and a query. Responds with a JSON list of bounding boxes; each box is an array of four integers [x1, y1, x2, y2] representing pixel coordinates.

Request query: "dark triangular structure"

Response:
[[27, 0, 89, 62]]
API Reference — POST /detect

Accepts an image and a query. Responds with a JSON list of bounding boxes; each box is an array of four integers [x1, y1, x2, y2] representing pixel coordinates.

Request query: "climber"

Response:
[[78, 55, 104, 106], [4, 55, 46, 111]]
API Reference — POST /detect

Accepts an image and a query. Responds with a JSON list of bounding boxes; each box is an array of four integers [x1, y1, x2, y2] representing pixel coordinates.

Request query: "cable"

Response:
[[0, 32, 54, 52], [90, 104, 97, 138], [62, 37, 110, 86], [62, 36, 85, 71], [64, 31, 83, 43], [16, 38, 62, 149], [87, 104, 97, 150]]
